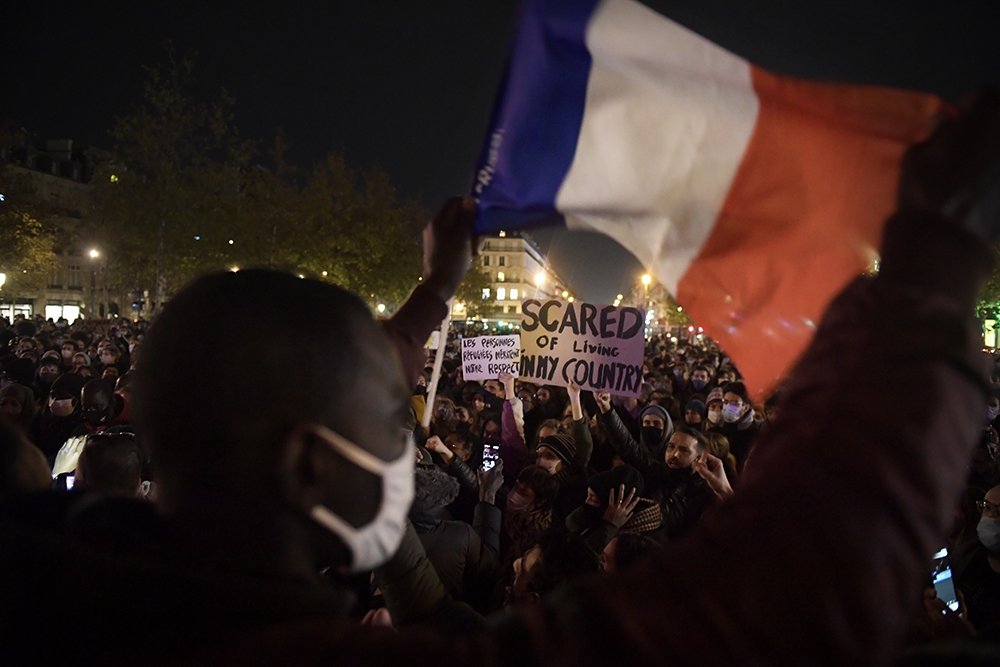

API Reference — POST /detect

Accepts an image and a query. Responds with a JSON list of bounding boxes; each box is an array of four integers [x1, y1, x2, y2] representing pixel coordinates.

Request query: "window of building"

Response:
[[498, 256, 506, 266], [482, 288, 490, 300], [67, 264, 82, 289], [510, 288, 518, 300], [497, 287, 506, 301], [483, 256, 490, 266], [48, 267, 63, 288], [497, 271, 504, 282]]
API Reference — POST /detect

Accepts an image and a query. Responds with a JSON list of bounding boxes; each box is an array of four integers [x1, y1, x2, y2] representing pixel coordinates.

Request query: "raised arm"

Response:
[[595, 390, 652, 468], [567, 383, 594, 469], [495, 90, 1000, 666], [383, 197, 474, 389]]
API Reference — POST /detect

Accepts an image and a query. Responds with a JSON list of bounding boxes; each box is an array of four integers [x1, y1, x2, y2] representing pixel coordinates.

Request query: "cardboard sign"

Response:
[[519, 298, 646, 396], [461, 335, 521, 381]]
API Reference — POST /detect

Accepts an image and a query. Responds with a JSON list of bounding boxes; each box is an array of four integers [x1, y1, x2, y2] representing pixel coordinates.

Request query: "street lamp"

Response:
[[0, 272, 5, 288], [535, 271, 546, 286], [89, 249, 100, 318], [641, 274, 651, 286]]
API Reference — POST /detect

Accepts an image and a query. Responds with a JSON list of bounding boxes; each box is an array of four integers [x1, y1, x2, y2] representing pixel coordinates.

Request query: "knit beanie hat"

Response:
[[539, 433, 577, 466], [706, 387, 724, 406], [686, 399, 707, 417]]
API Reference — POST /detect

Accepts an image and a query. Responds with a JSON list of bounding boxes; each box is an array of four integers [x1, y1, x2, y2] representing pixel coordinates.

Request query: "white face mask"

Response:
[[978, 517, 1000, 553], [308, 425, 414, 573], [49, 398, 75, 417]]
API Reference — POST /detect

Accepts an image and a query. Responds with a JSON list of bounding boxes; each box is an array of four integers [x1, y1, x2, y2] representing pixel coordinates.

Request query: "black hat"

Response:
[[588, 465, 645, 506], [539, 433, 577, 466]]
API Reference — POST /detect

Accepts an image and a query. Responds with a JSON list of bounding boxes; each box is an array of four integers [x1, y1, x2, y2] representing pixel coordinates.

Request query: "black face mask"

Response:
[[38, 372, 59, 385], [581, 503, 605, 529], [83, 409, 109, 427], [641, 426, 664, 446]]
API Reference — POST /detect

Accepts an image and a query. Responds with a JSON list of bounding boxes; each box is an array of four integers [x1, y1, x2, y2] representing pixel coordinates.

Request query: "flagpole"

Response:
[[421, 298, 454, 429]]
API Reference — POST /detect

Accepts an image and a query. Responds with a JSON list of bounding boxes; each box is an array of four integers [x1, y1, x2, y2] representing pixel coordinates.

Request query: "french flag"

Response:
[[473, 0, 945, 395]]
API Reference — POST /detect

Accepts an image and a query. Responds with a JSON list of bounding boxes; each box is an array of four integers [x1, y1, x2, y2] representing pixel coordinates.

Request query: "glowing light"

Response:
[[688, 326, 695, 332], [321, 271, 328, 277], [561, 291, 568, 298], [0, 273, 5, 287], [616, 294, 623, 300], [230, 266, 239, 272], [228, 239, 234, 245], [497, 271, 505, 282], [677, 307, 683, 312], [0, 193, 5, 201], [568, 297, 574, 303], [535, 272, 546, 286], [109, 174, 119, 183], [89, 249, 99, 259], [641, 274, 651, 286], [499, 231, 506, 237], [510, 288, 518, 300], [377, 303, 386, 313], [194, 235, 201, 241], [298, 274, 304, 279], [497, 287, 506, 301]]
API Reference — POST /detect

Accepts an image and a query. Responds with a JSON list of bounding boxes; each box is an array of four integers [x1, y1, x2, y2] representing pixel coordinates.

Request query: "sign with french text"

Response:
[[519, 298, 645, 396], [461, 335, 521, 381]]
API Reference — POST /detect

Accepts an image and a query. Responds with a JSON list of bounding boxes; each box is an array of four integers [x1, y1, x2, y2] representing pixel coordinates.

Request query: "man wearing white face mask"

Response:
[[958, 485, 1000, 641]]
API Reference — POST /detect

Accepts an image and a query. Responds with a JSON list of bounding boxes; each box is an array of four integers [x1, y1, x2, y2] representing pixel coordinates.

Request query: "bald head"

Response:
[[132, 269, 409, 511]]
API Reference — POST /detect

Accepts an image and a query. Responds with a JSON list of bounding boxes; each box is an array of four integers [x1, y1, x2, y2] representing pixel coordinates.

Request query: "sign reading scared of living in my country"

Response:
[[519, 299, 646, 396], [461, 335, 521, 381]]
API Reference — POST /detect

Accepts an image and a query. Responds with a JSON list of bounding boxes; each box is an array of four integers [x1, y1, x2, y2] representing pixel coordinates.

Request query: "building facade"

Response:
[[0, 139, 111, 322], [459, 231, 574, 321]]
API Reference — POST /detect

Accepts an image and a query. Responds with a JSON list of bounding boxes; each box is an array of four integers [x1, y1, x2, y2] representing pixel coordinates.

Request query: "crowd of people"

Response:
[[1, 91, 999, 665]]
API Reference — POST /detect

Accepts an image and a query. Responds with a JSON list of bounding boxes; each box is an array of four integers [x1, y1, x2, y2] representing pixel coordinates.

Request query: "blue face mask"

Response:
[[692, 379, 707, 391]]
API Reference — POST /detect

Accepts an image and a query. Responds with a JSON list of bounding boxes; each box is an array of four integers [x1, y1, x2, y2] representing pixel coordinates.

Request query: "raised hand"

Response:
[[422, 197, 476, 303], [478, 459, 505, 504], [602, 484, 641, 528], [693, 452, 734, 500]]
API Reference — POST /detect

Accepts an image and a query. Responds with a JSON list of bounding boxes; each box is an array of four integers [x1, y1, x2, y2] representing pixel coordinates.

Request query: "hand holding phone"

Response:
[[482, 441, 501, 471]]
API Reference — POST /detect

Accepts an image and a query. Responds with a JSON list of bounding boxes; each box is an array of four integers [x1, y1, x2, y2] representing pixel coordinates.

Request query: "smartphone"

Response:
[[52, 472, 75, 491], [932, 547, 960, 612], [482, 442, 501, 471]]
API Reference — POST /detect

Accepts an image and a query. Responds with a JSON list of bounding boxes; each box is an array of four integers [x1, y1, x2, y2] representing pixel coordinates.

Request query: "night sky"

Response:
[[5, 1, 999, 302]]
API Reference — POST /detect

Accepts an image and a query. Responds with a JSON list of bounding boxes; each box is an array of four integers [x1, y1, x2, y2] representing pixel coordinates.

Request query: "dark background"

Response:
[[4, 1, 999, 302]]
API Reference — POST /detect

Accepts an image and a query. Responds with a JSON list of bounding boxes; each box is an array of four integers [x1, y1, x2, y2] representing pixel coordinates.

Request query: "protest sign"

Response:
[[461, 335, 521, 381], [519, 298, 646, 397]]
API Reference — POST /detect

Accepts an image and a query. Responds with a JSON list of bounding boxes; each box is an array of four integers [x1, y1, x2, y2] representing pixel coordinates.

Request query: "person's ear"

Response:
[[278, 427, 328, 513]]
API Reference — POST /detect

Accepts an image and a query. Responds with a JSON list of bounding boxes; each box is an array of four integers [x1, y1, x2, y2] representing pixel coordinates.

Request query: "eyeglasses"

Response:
[[976, 500, 1000, 513]]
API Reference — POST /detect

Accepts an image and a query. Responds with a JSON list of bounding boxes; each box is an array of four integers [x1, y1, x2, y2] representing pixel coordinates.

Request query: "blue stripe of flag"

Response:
[[472, 0, 602, 234]]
